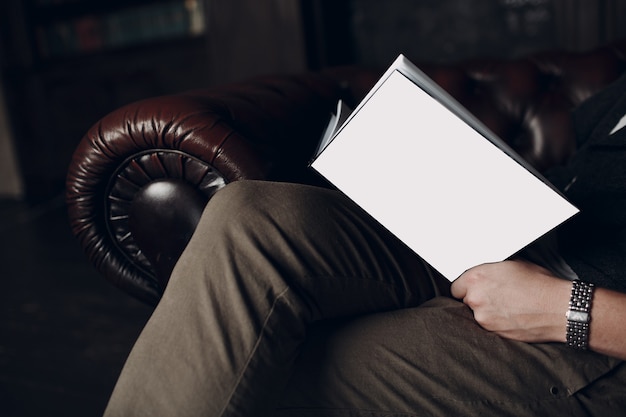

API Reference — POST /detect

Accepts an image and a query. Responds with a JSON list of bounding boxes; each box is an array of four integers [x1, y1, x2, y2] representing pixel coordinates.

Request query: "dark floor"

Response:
[[0, 194, 153, 417]]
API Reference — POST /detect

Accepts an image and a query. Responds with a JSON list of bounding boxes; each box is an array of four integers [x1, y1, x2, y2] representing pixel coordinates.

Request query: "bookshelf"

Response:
[[0, 0, 210, 200], [32, 0, 206, 60]]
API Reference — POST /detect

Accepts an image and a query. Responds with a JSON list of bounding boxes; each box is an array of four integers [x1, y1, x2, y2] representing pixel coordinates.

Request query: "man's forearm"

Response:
[[451, 260, 626, 360]]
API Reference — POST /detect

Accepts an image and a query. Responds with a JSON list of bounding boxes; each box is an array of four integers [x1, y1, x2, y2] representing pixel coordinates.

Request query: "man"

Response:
[[103, 75, 626, 417]]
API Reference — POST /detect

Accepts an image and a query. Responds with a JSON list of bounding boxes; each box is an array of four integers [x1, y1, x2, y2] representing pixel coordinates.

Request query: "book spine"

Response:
[[35, 1, 204, 59]]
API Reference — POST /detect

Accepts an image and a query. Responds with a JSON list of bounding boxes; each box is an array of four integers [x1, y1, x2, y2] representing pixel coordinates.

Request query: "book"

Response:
[[35, 1, 205, 59], [310, 54, 579, 281]]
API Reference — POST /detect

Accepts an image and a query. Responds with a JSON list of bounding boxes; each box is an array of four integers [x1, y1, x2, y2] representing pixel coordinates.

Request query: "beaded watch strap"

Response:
[[566, 279, 595, 350]]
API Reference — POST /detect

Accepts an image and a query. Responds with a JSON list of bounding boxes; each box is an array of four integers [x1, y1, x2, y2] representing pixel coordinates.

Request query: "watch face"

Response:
[[567, 310, 590, 323]]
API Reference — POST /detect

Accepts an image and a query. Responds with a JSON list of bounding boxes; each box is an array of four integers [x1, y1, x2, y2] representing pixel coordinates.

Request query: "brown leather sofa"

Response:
[[66, 40, 626, 306]]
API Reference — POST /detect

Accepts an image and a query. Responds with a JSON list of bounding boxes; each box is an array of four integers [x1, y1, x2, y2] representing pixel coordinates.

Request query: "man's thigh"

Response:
[[277, 297, 624, 417]]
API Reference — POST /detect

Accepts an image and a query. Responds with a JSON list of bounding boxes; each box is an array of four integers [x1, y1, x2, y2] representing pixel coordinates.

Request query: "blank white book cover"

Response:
[[311, 70, 579, 281]]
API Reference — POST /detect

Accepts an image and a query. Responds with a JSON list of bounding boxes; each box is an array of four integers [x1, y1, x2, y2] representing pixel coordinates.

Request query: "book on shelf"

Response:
[[309, 54, 579, 282], [35, 0, 205, 58]]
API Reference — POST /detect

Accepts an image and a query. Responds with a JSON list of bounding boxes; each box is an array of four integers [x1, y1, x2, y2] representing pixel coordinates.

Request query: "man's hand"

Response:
[[450, 259, 571, 343]]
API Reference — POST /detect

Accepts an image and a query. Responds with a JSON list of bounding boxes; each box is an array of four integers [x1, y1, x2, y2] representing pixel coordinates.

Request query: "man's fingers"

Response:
[[450, 275, 467, 300]]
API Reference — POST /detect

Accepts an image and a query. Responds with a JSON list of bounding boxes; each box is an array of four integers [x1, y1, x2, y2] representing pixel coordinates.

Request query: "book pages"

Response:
[[311, 68, 578, 281]]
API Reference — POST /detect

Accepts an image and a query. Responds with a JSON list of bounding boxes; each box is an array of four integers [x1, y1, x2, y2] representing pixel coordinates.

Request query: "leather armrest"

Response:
[[67, 73, 345, 305]]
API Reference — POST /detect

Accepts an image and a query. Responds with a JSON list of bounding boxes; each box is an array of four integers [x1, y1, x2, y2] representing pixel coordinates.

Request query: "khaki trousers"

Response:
[[104, 181, 624, 417]]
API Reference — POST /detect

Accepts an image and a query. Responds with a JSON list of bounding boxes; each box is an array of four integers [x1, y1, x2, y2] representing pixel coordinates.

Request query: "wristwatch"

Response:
[[566, 279, 595, 350]]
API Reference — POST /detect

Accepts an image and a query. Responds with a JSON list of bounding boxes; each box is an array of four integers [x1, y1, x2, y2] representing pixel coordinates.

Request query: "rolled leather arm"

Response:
[[66, 72, 346, 305]]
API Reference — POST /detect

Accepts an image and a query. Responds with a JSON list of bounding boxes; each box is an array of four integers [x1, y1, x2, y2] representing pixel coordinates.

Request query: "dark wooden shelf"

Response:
[[30, 0, 180, 23]]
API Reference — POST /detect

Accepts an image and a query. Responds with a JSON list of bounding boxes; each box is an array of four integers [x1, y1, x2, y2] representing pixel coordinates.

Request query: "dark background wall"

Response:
[[1, 0, 625, 201], [350, 0, 560, 65], [305, 0, 626, 68]]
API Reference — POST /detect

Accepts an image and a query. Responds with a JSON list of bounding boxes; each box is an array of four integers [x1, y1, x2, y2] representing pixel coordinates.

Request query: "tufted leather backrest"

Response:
[[331, 41, 626, 172]]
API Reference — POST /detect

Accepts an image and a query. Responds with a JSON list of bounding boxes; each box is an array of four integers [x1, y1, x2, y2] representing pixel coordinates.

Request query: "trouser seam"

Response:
[[219, 285, 293, 417]]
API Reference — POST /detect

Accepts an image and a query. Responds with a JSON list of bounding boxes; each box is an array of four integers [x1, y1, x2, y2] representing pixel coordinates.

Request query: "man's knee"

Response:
[[191, 181, 324, 253], [204, 180, 270, 220], [201, 180, 329, 235]]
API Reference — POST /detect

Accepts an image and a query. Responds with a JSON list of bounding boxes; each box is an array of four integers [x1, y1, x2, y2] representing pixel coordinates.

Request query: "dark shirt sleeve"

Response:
[[571, 74, 626, 148], [549, 75, 626, 293]]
